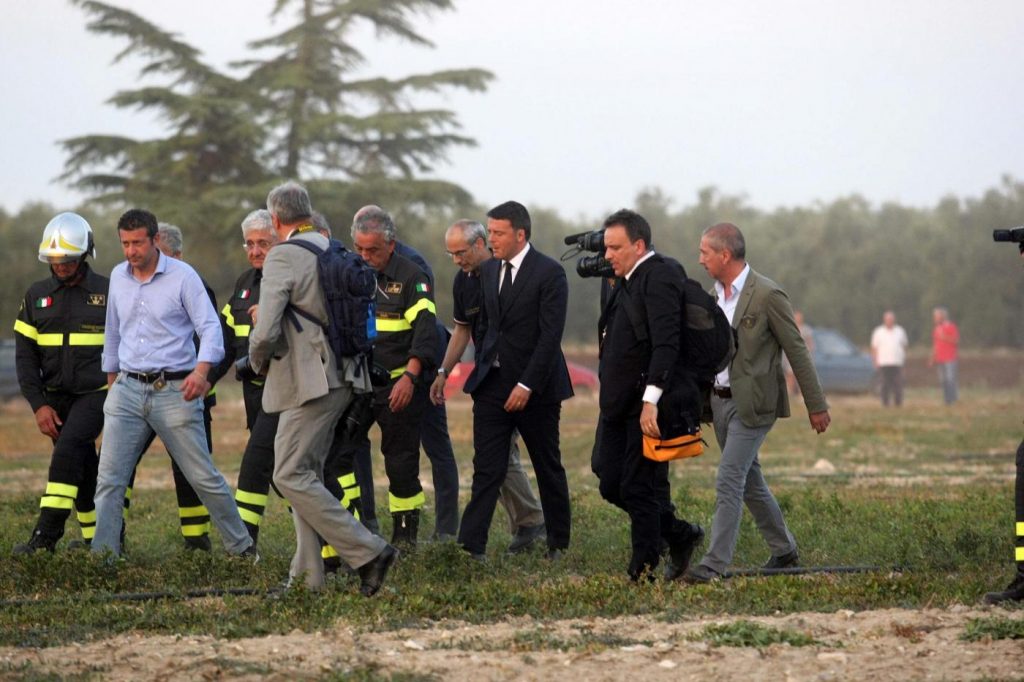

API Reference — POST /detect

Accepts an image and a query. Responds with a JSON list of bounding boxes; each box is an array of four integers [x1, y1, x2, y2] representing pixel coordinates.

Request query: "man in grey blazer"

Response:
[[248, 181, 397, 595], [685, 222, 830, 583]]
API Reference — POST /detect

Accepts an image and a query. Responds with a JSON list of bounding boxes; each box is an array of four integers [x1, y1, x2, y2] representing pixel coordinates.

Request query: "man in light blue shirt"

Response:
[[92, 208, 254, 559]]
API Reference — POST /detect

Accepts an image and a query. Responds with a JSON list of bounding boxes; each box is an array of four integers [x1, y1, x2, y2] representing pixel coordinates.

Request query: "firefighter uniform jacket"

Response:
[[13, 263, 109, 412], [374, 252, 438, 378], [213, 267, 262, 386]]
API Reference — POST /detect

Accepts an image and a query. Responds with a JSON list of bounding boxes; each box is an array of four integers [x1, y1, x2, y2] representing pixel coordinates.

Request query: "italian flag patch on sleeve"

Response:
[[35, 297, 53, 309], [415, 283, 430, 293]]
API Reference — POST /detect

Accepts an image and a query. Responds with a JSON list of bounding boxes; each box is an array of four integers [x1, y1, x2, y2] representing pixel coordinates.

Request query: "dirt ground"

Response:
[[2, 605, 1022, 680]]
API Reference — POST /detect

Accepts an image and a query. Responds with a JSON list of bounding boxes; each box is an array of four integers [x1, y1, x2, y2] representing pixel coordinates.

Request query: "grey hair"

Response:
[[240, 209, 274, 238], [449, 219, 487, 247], [351, 204, 397, 243], [933, 306, 949, 319], [157, 222, 183, 254], [311, 211, 332, 238], [266, 181, 313, 224], [702, 222, 746, 260]]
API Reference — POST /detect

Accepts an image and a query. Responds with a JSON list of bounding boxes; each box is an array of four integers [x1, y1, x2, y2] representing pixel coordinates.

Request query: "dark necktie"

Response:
[[499, 260, 513, 311]]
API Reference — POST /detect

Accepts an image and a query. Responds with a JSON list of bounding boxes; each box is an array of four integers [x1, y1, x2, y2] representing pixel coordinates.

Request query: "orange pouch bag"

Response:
[[642, 431, 705, 462]]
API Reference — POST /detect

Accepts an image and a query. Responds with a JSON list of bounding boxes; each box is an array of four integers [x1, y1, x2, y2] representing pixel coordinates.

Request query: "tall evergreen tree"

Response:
[[61, 0, 268, 226], [240, 0, 492, 203], [60, 0, 493, 241]]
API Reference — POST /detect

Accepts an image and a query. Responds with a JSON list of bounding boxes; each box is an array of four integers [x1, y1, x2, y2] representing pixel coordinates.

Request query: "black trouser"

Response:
[[35, 390, 105, 539], [458, 369, 570, 555], [879, 366, 904, 406], [1016, 439, 1024, 574], [327, 382, 428, 515], [324, 395, 371, 520], [132, 397, 214, 539], [235, 380, 283, 543], [347, 397, 459, 536], [593, 412, 691, 577]]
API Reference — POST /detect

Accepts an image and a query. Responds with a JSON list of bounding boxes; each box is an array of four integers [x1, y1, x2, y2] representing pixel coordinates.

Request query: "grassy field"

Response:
[[0, 384, 1021, 652]]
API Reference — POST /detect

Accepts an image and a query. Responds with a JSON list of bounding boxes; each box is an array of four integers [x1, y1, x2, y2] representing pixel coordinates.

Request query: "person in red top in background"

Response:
[[929, 307, 959, 405]]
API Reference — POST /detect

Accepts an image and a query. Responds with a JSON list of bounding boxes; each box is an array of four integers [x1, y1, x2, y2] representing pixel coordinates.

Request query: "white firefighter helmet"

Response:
[[38, 212, 96, 264]]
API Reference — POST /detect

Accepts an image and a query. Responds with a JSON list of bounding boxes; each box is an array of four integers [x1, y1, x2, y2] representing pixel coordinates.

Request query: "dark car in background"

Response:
[[0, 339, 20, 400], [807, 327, 874, 394]]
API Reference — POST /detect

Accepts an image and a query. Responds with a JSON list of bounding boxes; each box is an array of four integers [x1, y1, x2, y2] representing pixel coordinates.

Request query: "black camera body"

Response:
[[563, 230, 614, 278], [993, 226, 1024, 243], [993, 226, 1024, 254]]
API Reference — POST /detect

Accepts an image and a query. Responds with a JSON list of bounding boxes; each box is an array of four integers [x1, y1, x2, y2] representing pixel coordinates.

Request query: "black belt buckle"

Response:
[[153, 372, 167, 390]]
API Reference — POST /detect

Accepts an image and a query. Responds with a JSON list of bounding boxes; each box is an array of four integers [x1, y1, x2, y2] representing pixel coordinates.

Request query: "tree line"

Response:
[[4, 1, 1023, 351], [4, 177, 1024, 350]]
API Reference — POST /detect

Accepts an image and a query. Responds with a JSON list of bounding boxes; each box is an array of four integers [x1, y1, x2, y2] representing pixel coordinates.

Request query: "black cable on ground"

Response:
[[2, 586, 266, 608], [725, 565, 904, 578], [0, 565, 908, 607]]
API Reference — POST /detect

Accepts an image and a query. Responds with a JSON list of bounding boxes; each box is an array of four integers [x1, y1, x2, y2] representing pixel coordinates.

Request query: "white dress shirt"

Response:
[[713, 263, 750, 389]]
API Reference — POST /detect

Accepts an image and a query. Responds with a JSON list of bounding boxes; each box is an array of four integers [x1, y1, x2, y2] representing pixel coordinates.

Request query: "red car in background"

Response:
[[443, 341, 598, 399]]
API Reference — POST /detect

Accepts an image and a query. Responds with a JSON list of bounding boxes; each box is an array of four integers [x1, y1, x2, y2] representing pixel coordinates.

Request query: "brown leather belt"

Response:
[[712, 386, 732, 399]]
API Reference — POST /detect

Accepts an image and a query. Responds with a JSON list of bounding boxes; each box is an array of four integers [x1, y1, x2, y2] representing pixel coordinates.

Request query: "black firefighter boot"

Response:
[[12, 523, 63, 555], [984, 571, 1024, 605], [391, 510, 420, 550]]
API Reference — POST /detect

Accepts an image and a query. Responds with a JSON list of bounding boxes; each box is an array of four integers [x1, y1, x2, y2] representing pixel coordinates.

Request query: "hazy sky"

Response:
[[3, 0, 1022, 218]]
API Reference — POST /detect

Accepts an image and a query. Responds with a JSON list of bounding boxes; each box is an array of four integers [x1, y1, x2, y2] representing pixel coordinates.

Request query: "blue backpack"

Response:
[[281, 238, 377, 361]]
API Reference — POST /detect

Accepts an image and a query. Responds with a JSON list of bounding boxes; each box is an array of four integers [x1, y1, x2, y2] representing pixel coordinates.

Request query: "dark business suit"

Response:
[[594, 254, 701, 578], [457, 245, 573, 555]]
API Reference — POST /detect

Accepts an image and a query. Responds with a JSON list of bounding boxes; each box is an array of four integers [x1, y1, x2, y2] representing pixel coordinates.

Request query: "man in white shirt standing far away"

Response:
[[870, 311, 909, 407]]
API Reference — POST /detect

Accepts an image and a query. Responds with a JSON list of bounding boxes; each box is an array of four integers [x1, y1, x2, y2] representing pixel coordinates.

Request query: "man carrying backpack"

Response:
[[595, 209, 705, 582], [684, 222, 830, 583], [249, 181, 396, 595]]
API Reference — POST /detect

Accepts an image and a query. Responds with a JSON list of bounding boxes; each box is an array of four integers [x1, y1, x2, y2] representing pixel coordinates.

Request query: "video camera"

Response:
[[562, 230, 614, 278], [993, 226, 1024, 254]]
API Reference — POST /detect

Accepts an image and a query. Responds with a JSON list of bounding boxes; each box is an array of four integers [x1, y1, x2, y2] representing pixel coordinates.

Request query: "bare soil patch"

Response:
[[2, 606, 1021, 680]]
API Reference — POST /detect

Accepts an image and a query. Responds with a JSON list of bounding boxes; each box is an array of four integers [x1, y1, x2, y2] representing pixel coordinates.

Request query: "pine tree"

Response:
[[60, 0, 493, 230], [61, 0, 269, 226]]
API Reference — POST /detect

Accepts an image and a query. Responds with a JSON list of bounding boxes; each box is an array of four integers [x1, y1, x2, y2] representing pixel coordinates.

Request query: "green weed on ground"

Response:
[[962, 616, 1024, 642], [689, 620, 824, 648]]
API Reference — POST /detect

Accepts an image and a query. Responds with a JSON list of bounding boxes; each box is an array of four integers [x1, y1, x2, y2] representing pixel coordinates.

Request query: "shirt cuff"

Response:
[[642, 385, 663, 405], [517, 382, 532, 393]]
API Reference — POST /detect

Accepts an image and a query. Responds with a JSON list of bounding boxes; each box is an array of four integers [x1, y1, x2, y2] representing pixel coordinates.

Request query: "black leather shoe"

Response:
[[763, 549, 799, 570], [238, 545, 261, 565], [682, 564, 721, 584], [984, 573, 1024, 604], [358, 544, 398, 597], [664, 524, 705, 581], [508, 523, 546, 554], [544, 548, 565, 561]]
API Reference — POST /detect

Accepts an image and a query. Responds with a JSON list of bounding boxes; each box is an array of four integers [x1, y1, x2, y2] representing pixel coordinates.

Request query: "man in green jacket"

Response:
[[685, 222, 830, 583]]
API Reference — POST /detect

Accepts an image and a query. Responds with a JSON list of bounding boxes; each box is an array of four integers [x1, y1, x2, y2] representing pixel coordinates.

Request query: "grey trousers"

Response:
[[698, 395, 797, 574], [498, 429, 545, 533], [273, 387, 387, 589]]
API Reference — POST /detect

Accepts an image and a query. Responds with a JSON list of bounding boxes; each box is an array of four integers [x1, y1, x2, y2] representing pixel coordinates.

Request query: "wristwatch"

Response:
[[437, 367, 447, 378]]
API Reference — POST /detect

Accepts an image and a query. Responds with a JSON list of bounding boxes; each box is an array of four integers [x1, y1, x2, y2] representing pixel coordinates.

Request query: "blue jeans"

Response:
[[92, 374, 252, 556], [937, 361, 958, 405]]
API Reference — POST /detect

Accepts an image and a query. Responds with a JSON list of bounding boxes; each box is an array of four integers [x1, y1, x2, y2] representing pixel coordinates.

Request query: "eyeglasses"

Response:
[[446, 248, 469, 259], [243, 240, 273, 251]]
